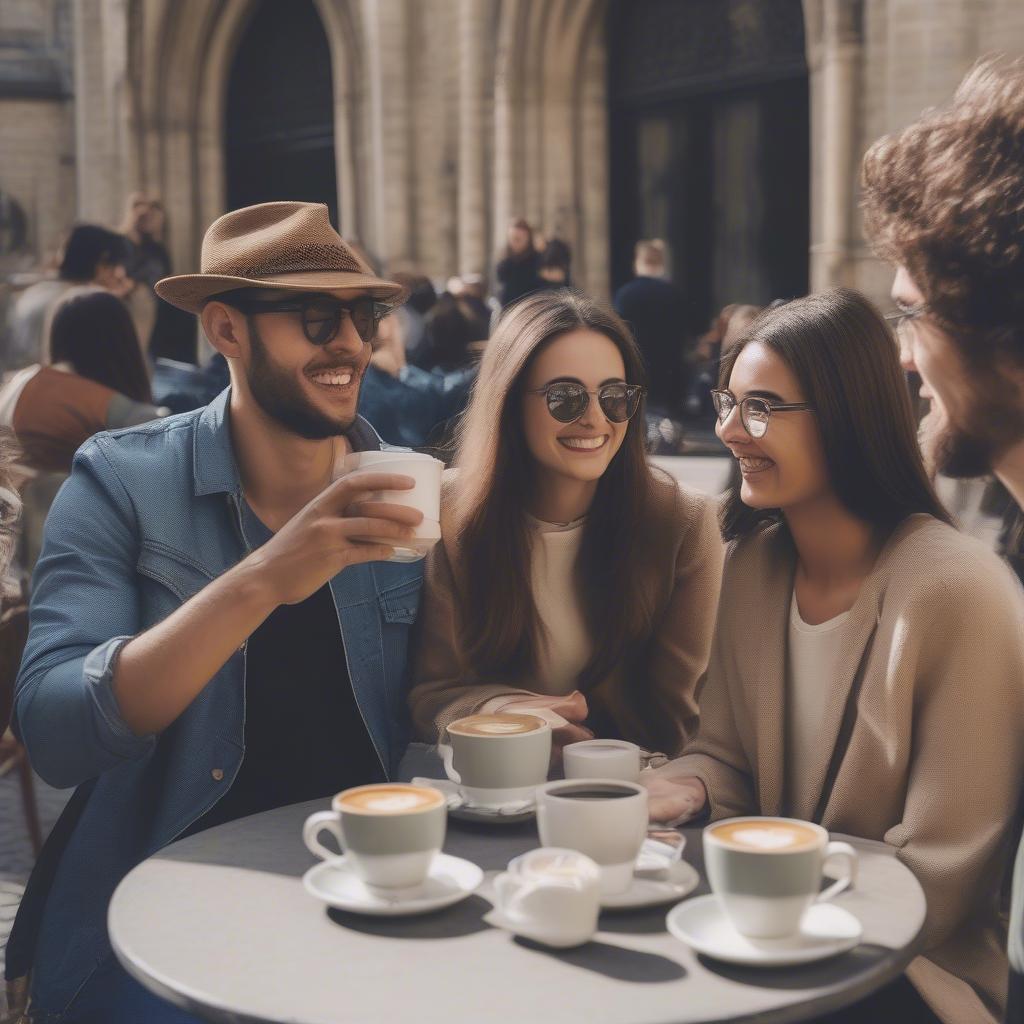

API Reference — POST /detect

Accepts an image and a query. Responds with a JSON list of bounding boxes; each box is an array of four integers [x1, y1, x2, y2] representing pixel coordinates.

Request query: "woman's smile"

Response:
[[558, 434, 609, 453]]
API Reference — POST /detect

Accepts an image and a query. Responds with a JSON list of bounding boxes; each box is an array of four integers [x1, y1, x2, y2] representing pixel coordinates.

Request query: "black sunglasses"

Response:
[[220, 294, 389, 346], [526, 381, 646, 424]]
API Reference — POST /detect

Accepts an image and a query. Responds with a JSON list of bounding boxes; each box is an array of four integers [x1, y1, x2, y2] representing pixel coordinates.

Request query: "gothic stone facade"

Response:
[[3, 0, 1024, 304]]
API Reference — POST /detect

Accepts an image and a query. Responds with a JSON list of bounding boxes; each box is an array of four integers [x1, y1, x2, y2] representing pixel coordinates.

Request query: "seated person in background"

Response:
[[646, 289, 1024, 1024], [536, 238, 572, 289], [454, 272, 495, 337], [0, 288, 167, 474], [409, 288, 723, 761], [4, 224, 132, 372], [411, 289, 488, 374], [391, 272, 437, 364], [358, 312, 438, 448], [362, 304, 481, 451]]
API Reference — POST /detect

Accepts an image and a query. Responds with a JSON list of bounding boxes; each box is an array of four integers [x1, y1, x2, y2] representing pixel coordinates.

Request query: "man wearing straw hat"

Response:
[[9, 202, 426, 1021]]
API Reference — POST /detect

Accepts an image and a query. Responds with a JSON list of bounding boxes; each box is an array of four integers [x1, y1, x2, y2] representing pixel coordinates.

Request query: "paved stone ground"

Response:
[[0, 766, 71, 1017]]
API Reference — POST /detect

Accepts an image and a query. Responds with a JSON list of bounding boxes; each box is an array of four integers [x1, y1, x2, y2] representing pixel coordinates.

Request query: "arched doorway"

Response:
[[608, 0, 809, 337], [225, 0, 338, 223]]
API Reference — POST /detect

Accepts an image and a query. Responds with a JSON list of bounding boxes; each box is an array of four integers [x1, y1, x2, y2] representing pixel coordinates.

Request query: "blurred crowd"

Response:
[[0, 202, 766, 583]]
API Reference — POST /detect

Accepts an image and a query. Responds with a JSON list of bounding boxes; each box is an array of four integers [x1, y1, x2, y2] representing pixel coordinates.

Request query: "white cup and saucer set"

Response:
[[666, 816, 863, 967], [416, 711, 555, 823], [301, 783, 482, 917], [533, 778, 700, 912]]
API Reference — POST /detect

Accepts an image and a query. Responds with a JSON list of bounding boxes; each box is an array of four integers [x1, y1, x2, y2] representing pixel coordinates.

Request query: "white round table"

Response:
[[108, 799, 926, 1024]]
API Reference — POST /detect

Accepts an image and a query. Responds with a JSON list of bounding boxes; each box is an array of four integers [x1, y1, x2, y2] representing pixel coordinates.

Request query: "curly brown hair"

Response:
[[861, 56, 1024, 364]]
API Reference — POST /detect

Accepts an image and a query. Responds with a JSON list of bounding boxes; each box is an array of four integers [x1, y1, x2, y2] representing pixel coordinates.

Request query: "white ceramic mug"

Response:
[[562, 739, 641, 782], [703, 816, 859, 939], [302, 783, 447, 894], [339, 451, 443, 562], [492, 848, 601, 948], [535, 779, 649, 895], [438, 713, 552, 809]]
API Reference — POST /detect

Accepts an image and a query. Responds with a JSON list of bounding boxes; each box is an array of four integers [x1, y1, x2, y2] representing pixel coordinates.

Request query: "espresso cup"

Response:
[[339, 451, 444, 562], [562, 739, 641, 782], [703, 816, 858, 939], [439, 713, 552, 809], [302, 783, 447, 893], [535, 779, 649, 895], [493, 848, 601, 948]]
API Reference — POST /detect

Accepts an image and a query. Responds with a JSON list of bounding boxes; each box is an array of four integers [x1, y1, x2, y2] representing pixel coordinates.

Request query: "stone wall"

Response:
[[5, 0, 1024, 303], [806, 0, 1024, 303], [0, 0, 74, 267]]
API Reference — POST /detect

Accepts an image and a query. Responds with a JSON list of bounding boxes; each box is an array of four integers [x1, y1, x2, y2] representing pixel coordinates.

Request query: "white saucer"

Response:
[[411, 777, 535, 824], [600, 860, 700, 910], [666, 895, 863, 966], [303, 853, 483, 917]]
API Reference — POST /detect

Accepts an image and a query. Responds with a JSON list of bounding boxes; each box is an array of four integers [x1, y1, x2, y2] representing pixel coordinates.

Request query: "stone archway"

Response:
[[124, 0, 366, 275], [493, 0, 609, 298], [224, 0, 338, 222]]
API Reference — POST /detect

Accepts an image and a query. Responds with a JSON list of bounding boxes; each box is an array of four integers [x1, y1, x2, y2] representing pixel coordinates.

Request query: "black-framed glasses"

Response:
[[526, 381, 646, 423], [220, 294, 389, 346], [711, 388, 813, 439]]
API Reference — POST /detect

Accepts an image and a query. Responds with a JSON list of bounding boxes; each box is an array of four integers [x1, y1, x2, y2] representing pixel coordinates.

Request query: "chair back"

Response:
[[0, 599, 29, 734]]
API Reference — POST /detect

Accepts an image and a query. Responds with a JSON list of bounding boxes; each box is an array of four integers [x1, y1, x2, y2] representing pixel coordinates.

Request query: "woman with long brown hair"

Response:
[[648, 289, 1024, 1024], [409, 289, 723, 759], [0, 288, 165, 475]]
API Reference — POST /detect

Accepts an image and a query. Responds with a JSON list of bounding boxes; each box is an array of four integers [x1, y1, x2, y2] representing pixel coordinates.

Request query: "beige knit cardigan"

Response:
[[661, 514, 1024, 1024], [408, 471, 724, 753]]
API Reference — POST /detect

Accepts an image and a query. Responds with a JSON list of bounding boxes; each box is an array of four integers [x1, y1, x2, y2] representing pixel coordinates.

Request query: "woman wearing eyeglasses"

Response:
[[408, 289, 723, 760], [647, 288, 1024, 1024]]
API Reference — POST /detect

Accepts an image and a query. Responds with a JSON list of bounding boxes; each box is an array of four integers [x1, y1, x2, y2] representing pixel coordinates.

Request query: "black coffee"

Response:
[[554, 787, 634, 801]]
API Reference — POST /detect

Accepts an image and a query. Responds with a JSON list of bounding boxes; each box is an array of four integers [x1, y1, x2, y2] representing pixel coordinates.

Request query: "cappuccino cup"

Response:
[[703, 816, 858, 939], [439, 713, 551, 809], [303, 783, 446, 893], [535, 779, 649, 895], [563, 739, 641, 782], [492, 848, 601, 948], [339, 450, 443, 562]]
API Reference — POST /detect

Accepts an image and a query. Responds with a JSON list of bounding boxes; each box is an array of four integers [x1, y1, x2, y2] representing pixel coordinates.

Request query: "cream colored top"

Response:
[[529, 516, 591, 694], [411, 471, 724, 754], [661, 516, 1024, 1024], [785, 591, 850, 807]]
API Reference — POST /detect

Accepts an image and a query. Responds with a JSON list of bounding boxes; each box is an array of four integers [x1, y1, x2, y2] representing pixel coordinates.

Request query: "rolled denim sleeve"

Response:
[[14, 439, 155, 788]]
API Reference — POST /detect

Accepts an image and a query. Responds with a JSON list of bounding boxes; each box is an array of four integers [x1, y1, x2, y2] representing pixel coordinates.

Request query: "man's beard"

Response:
[[925, 372, 1024, 479], [246, 320, 359, 440]]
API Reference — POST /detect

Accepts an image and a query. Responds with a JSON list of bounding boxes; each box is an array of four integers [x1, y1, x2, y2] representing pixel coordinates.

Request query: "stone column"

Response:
[[807, 0, 863, 292], [576, 7, 609, 300], [492, 0, 523, 275], [363, 0, 413, 268], [73, 0, 128, 223], [457, 0, 492, 275]]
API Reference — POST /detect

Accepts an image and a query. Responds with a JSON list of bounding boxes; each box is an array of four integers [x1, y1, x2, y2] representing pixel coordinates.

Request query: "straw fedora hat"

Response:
[[155, 201, 406, 314]]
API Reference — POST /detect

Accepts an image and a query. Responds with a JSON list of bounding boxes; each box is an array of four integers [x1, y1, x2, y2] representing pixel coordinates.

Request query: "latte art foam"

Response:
[[338, 785, 443, 815], [449, 713, 544, 737], [710, 820, 819, 852]]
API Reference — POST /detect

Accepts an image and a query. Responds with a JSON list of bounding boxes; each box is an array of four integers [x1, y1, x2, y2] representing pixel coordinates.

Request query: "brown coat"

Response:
[[408, 472, 724, 753], [664, 515, 1024, 1024]]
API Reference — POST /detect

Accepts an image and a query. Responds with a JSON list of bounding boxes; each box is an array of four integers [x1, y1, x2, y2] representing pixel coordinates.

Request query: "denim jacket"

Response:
[[13, 389, 424, 1019]]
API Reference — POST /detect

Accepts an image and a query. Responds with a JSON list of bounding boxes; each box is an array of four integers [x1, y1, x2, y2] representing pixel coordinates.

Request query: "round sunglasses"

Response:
[[220, 293, 389, 346], [527, 381, 646, 424]]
